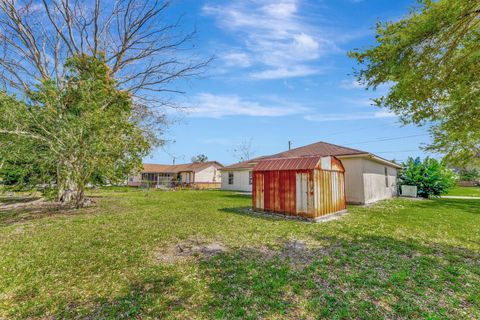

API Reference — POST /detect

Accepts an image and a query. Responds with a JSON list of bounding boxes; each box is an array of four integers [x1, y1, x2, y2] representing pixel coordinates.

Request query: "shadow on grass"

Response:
[[55, 267, 193, 319], [198, 236, 480, 319], [0, 197, 104, 226], [415, 198, 480, 214], [218, 206, 303, 223], [218, 193, 253, 201], [0, 196, 41, 205], [0, 204, 76, 226], [15, 235, 479, 319]]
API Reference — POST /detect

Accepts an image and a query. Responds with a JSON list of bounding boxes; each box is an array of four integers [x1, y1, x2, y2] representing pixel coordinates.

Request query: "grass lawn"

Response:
[[1, 189, 479, 319], [446, 186, 480, 197]]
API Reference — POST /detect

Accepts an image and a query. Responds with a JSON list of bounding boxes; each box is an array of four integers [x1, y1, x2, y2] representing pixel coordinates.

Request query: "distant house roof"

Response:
[[142, 161, 223, 173], [269, 141, 367, 158], [222, 141, 400, 170], [220, 156, 270, 170]]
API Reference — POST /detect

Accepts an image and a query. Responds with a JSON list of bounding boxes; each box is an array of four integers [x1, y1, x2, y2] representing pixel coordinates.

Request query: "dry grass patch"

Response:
[[154, 238, 228, 264]]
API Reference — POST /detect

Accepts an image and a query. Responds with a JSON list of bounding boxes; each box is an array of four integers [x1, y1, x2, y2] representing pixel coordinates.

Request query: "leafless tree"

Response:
[[233, 138, 255, 162], [0, 0, 210, 142]]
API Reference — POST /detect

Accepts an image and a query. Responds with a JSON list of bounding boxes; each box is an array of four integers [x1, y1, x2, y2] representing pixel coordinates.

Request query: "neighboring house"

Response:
[[220, 141, 401, 204], [128, 161, 223, 189]]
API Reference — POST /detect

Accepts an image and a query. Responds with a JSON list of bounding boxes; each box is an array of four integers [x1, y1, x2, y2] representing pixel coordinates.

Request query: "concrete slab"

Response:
[[441, 196, 480, 199]]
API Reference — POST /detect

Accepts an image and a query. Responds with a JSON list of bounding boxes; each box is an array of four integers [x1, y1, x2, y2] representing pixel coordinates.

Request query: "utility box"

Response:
[[401, 185, 417, 198]]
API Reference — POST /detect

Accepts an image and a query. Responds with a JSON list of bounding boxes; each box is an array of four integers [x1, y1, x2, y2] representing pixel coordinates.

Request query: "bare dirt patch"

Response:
[[252, 238, 331, 269], [278, 239, 333, 269], [0, 197, 46, 210], [0, 196, 97, 226], [154, 238, 227, 264], [0, 196, 96, 211]]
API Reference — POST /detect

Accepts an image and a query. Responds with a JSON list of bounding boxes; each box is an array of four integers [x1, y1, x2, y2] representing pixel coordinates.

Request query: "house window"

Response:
[[228, 172, 234, 185], [129, 177, 134, 182], [249, 171, 252, 185], [384, 167, 388, 187]]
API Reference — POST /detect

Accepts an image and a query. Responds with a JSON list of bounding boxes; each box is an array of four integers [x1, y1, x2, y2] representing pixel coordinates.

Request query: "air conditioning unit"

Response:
[[401, 185, 417, 198]]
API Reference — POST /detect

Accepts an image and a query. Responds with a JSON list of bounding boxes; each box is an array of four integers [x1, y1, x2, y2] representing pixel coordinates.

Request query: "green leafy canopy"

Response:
[[0, 55, 150, 205], [350, 0, 480, 166]]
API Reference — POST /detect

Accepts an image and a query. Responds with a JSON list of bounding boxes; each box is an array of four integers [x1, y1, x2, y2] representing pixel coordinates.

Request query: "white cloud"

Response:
[[203, 0, 339, 79], [198, 137, 232, 146], [304, 110, 396, 122], [294, 33, 320, 52], [261, 2, 298, 17], [221, 52, 252, 68], [341, 97, 375, 107], [188, 93, 308, 118], [250, 65, 321, 80]]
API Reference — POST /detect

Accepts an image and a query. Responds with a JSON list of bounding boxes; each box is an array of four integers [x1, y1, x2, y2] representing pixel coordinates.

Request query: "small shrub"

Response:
[[398, 157, 455, 198]]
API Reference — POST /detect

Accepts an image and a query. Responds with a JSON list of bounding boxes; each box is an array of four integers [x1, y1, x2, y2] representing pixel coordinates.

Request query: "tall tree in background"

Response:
[[349, 0, 480, 167], [0, 0, 208, 206], [233, 138, 255, 162], [191, 154, 208, 163]]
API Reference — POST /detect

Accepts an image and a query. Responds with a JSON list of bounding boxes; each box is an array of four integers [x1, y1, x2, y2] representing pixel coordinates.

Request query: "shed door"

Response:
[[296, 173, 308, 214], [252, 172, 263, 210]]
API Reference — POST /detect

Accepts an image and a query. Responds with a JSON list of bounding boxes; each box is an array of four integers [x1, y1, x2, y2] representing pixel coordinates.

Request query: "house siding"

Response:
[[362, 159, 397, 204], [195, 165, 222, 183], [221, 170, 252, 192], [339, 158, 365, 204], [127, 163, 223, 187], [127, 174, 142, 187]]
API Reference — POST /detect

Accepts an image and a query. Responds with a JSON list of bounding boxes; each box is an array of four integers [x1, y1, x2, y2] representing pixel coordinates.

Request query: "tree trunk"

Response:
[[57, 162, 85, 208], [58, 177, 85, 208]]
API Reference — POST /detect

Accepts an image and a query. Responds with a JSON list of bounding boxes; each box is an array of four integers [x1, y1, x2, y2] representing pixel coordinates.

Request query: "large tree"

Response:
[[349, 0, 480, 166], [1, 55, 150, 207], [0, 0, 208, 205]]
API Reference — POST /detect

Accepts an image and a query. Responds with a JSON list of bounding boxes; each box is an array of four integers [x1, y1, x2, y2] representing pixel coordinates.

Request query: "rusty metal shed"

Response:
[[252, 156, 346, 219]]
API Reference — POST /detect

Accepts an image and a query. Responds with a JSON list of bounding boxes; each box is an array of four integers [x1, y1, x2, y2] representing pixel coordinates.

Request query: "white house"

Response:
[[220, 141, 401, 204], [129, 161, 223, 189]]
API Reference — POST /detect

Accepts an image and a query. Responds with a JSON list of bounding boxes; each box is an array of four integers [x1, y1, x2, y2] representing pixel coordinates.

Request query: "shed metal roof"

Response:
[[253, 156, 322, 171]]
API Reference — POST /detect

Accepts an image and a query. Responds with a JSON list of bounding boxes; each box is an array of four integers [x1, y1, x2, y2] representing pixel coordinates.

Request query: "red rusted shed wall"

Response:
[[313, 169, 346, 217], [253, 170, 299, 215], [252, 157, 347, 219]]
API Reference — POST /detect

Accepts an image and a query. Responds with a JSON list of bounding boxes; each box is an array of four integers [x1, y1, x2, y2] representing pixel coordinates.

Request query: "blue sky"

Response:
[[147, 0, 433, 166]]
